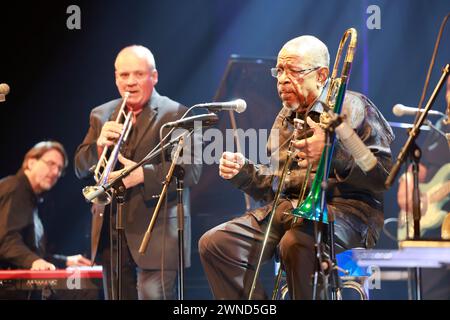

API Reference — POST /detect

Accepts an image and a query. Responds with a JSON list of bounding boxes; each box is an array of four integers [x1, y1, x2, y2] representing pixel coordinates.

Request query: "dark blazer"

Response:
[[74, 90, 202, 269]]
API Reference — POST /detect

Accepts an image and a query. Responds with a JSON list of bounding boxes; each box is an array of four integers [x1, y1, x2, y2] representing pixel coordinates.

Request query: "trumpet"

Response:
[[82, 92, 132, 204], [292, 28, 358, 222]]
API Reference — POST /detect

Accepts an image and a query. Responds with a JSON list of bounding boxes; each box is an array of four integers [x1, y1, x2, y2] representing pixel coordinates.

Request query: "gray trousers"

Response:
[[100, 234, 177, 300], [199, 199, 365, 300]]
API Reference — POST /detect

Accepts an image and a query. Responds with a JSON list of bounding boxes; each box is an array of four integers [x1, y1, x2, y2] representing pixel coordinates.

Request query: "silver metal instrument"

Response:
[[82, 92, 132, 204]]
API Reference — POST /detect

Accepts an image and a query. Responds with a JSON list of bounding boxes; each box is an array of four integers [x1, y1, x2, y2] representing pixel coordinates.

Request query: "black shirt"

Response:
[[0, 170, 65, 269]]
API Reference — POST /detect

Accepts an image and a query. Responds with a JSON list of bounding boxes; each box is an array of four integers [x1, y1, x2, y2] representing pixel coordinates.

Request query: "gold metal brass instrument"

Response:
[[444, 72, 450, 126], [291, 28, 358, 223], [82, 92, 132, 204], [444, 95, 450, 125], [445, 99, 450, 148]]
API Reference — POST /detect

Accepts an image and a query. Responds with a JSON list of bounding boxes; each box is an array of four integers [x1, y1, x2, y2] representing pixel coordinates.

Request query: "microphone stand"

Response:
[[87, 132, 189, 300], [319, 128, 338, 301], [112, 180, 126, 300], [138, 133, 186, 253], [174, 166, 185, 300], [385, 64, 449, 300], [138, 132, 189, 300], [387, 14, 449, 300], [385, 65, 449, 212], [314, 109, 345, 301], [86, 132, 192, 300]]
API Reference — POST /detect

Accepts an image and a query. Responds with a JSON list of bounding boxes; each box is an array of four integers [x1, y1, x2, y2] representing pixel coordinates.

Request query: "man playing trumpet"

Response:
[[75, 45, 202, 300]]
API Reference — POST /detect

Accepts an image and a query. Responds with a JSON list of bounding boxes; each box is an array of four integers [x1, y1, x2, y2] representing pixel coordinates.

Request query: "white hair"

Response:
[[282, 35, 330, 68]]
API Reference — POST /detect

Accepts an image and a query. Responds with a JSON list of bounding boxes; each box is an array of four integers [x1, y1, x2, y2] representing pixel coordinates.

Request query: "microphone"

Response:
[[195, 99, 247, 113], [164, 113, 219, 129], [0, 83, 10, 102], [335, 121, 377, 172], [392, 104, 444, 117]]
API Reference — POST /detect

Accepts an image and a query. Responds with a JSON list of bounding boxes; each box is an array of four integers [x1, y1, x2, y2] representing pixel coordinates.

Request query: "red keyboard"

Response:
[[0, 266, 103, 290]]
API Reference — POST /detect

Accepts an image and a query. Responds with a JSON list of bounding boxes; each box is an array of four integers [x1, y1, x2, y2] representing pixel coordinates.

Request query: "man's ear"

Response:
[[114, 71, 120, 88], [317, 67, 329, 86], [25, 158, 38, 172], [151, 69, 158, 86]]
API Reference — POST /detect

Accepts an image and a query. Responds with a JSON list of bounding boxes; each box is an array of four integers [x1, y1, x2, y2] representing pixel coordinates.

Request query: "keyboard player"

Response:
[[0, 141, 91, 298]]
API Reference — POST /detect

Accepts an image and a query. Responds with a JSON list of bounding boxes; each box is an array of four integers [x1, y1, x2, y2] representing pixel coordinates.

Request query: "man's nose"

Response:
[[52, 169, 62, 178], [278, 71, 291, 84], [50, 166, 62, 177], [126, 74, 138, 86]]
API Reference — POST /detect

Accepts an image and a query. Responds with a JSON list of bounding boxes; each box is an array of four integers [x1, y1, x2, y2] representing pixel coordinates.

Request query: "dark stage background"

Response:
[[0, 0, 449, 299]]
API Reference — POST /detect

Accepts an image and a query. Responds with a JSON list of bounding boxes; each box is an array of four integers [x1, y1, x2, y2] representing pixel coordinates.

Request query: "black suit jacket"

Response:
[[74, 90, 202, 269]]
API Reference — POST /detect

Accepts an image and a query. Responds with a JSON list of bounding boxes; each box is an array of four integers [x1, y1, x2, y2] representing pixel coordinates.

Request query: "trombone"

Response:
[[82, 91, 132, 205], [292, 28, 358, 222], [290, 28, 358, 300]]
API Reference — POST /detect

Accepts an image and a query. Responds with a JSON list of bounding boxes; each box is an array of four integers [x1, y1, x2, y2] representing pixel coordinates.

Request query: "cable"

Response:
[[382, 218, 399, 243]]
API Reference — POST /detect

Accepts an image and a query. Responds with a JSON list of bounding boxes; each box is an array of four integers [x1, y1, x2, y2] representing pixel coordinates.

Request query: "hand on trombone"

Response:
[[291, 116, 325, 168]]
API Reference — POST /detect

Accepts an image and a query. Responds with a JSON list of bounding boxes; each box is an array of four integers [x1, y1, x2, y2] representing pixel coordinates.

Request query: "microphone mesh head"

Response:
[[235, 99, 247, 113], [0, 83, 10, 95], [392, 104, 404, 117]]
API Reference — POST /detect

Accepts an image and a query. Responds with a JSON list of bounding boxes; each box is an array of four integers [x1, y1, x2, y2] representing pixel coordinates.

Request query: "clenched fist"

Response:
[[219, 152, 245, 180]]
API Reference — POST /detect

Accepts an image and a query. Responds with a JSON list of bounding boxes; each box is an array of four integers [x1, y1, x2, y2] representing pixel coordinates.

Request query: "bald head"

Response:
[[115, 45, 156, 71], [280, 35, 330, 68], [114, 45, 158, 110], [276, 35, 330, 112]]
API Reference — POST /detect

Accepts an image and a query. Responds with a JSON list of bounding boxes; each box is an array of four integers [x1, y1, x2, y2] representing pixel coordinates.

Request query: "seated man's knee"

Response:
[[279, 230, 314, 262], [279, 231, 297, 262], [198, 227, 224, 257]]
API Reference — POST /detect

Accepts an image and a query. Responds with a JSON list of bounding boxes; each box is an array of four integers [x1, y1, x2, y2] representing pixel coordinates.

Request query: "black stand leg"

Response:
[[410, 143, 422, 300], [175, 167, 185, 300], [312, 224, 327, 300], [114, 182, 126, 301], [410, 144, 422, 240], [137, 134, 188, 300], [413, 267, 422, 300], [109, 204, 116, 300], [328, 214, 341, 300]]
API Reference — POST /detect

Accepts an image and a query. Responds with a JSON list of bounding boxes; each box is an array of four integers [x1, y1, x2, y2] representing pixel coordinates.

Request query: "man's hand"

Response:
[[107, 154, 144, 189], [66, 254, 92, 267], [291, 117, 325, 168], [31, 259, 56, 271], [97, 121, 124, 148], [219, 152, 245, 180]]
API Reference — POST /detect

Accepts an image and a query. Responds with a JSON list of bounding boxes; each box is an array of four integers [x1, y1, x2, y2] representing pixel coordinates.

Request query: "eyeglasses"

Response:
[[270, 66, 320, 79], [39, 158, 64, 176]]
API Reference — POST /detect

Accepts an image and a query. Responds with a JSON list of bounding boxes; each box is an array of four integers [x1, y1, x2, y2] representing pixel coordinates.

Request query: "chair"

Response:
[[273, 248, 370, 300]]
